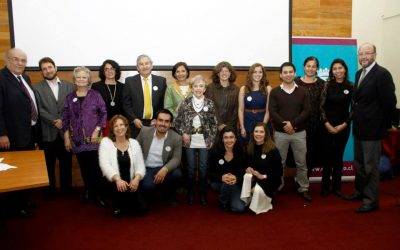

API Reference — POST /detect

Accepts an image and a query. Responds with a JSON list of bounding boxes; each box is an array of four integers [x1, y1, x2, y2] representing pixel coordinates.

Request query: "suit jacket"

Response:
[[136, 126, 182, 171], [0, 66, 41, 149], [353, 63, 397, 140], [122, 74, 167, 122], [34, 79, 75, 142]]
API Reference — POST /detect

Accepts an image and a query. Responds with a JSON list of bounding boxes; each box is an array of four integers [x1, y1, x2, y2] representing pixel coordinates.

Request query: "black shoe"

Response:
[[299, 191, 312, 201], [355, 203, 379, 213], [200, 194, 208, 206], [94, 196, 107, 208], [26, 200, 39, 209], [15, 209, 32, 219], [167, 196, 177, 207], [320, 189, 330, 197], [81, 190, 90, 204], [219, 202, 229, 212], [343, 192, 362, 201], [187, 194, 194, 205], [332, 190, 343, 197], [112, 209, 122, 218]]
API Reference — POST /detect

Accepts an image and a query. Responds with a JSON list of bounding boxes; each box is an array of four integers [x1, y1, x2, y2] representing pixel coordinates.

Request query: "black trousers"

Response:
[[75, 150, 103, 197], [112, 185, 148, 215], [42, 134, 72, 192], [321, 127, 350, 191]]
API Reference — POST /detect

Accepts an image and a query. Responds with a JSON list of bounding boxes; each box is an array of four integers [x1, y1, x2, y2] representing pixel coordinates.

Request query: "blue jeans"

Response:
[[185, 148, 208, 194], [211, 182, 245, 213], [141, 167, 182, 195]]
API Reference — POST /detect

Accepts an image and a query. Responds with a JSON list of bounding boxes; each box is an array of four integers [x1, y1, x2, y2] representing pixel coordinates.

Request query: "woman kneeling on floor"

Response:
[[241, 122, 283, 214]]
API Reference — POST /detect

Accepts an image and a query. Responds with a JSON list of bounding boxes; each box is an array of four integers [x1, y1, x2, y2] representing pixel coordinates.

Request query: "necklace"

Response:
[[192, 98, 204, 110], [105, 83, 117, 106]]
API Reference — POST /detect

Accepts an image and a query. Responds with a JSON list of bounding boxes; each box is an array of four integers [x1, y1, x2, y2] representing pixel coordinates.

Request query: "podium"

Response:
[[0, 150, 48, 193]]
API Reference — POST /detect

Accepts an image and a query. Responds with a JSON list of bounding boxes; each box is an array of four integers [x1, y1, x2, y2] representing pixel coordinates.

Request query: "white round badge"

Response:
[[218, 159, 224, 165], [343, 89, 349, 95], [247, 96, 253, 102], [165, 146, 171, 152], [261, 154, 266, 159], [203, 106, 208, 112], [73, 97, 78, 102], [153, 86, 158, 91]]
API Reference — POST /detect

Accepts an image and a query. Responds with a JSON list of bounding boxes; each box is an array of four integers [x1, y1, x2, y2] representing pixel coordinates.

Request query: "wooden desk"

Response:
[[0, 150, 48, 193]]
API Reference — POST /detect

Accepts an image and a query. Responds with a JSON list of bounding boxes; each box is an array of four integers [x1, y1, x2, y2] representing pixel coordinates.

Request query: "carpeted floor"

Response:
[[1, 177, 400, 250]]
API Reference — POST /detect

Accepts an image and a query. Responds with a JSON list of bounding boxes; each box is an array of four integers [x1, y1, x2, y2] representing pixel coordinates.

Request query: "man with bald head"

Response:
[[344, 43, 397, 213], [0, 48, 41, 218]]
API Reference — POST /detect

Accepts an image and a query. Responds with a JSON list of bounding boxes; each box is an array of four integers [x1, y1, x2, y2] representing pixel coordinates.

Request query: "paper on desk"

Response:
[[0, 163, 17, 171]]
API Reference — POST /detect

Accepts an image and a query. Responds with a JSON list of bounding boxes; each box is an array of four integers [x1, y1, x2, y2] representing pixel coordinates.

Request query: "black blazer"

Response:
[[0, 67, 41, 149], [353, 63, 397, 140], [122, 74, 166, 122]]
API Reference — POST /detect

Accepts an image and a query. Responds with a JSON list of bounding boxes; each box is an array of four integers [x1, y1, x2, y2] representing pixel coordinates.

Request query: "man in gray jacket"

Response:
[[34, 57, 75, 198]]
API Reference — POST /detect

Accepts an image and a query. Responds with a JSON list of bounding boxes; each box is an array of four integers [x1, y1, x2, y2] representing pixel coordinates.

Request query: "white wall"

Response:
[[352, 0, 400, 106]]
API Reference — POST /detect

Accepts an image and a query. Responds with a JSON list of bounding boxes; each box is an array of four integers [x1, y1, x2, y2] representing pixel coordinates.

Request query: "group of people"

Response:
[[0, 42, 397, 218]]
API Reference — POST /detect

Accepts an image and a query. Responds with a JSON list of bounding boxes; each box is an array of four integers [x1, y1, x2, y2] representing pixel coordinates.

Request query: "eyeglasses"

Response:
[[8, 57, 27, 64]]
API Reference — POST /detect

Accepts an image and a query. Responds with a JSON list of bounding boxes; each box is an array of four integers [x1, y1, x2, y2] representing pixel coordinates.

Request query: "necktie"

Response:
[[143, 77, 151, 119], [357, 69, 367, 88], [17, 76, 38, 122]]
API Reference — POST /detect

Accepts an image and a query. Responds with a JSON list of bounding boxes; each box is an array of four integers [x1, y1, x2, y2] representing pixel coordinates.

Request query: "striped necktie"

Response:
[[17, 76, 38, 122]]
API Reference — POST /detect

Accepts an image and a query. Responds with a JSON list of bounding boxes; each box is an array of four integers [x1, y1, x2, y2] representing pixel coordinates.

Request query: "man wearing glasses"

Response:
[[344, 43, 397, 213], [0, 48, 41, 218]]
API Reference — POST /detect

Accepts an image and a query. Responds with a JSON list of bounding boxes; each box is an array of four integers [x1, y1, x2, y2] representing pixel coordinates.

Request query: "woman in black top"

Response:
[[92, 59, 124, 136], [241, 122, 282, 214], [209, 126, 246, 213], [320, 58, 353, 197]]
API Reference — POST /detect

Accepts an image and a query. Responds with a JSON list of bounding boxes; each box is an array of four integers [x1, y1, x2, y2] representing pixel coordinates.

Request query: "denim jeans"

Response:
[[185, 148, 208, 194], [211, 182, 245, 213], [141, 167, 182, 195]]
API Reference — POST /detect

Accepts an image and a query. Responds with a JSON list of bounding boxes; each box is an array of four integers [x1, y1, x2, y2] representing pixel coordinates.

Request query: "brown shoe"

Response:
[[299, 191, 312, 201]]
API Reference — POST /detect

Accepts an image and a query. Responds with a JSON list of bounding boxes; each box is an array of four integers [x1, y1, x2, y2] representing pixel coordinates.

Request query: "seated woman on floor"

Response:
[[241, 122, 283, 214], [209, 126, 246, 213], [99, 115, 148, 217]]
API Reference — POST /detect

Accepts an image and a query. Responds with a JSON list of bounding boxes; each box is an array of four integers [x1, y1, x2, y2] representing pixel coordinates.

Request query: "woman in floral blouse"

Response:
[[175, 75, 217, 206]]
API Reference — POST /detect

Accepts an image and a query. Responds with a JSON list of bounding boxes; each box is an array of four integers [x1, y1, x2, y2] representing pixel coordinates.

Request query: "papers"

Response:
[[0, 158, 17, 171]]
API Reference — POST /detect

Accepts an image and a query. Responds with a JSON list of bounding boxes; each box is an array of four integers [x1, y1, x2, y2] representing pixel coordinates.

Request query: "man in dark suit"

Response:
[[123, 54, 167, 138], [136, 109, 182, 207], [0, 48, 41, 218], [344, 43, 397, 213], [34, 57, 75, 198]]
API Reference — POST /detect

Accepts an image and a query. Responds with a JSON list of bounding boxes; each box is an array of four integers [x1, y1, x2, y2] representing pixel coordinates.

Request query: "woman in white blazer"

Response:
[[99, 115, 148, 217]]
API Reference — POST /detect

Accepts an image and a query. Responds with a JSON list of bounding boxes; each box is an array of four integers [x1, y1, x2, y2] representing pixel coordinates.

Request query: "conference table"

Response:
[[0, 150, 48, 193]]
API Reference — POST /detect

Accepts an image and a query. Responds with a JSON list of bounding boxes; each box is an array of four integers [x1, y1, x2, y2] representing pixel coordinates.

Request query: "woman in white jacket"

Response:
[[99, 115, 147, 217]]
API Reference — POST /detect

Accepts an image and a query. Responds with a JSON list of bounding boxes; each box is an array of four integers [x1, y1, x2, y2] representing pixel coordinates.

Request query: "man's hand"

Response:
[[0, 135, 10, 149], [54, 119, 62, 129], [133, 118, 143, 129], [283, 121, 295, 134], [154, 167, 168, 184]]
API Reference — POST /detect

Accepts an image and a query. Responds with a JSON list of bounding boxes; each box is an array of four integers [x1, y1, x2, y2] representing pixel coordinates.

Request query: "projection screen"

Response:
[[9, 0, 291, 69]]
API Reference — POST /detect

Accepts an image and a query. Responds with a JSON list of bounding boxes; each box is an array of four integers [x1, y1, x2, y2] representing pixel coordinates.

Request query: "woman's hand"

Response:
[[222, 173, 236, 185], [116, 179, 129, 192], [325, 122, 337, 134], [129, 177, 140, 192], [91, 129, 100, 144], [245, 167, 254, 174], [252, 170, 266, 180], [240, 127, 246, 138], [64, 137, 72, 152], [182, 133, 191, 146]]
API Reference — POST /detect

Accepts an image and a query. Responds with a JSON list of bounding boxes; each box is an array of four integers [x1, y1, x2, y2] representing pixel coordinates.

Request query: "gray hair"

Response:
[[72, 66, 91, 84], [136, 54, 153, 66]]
